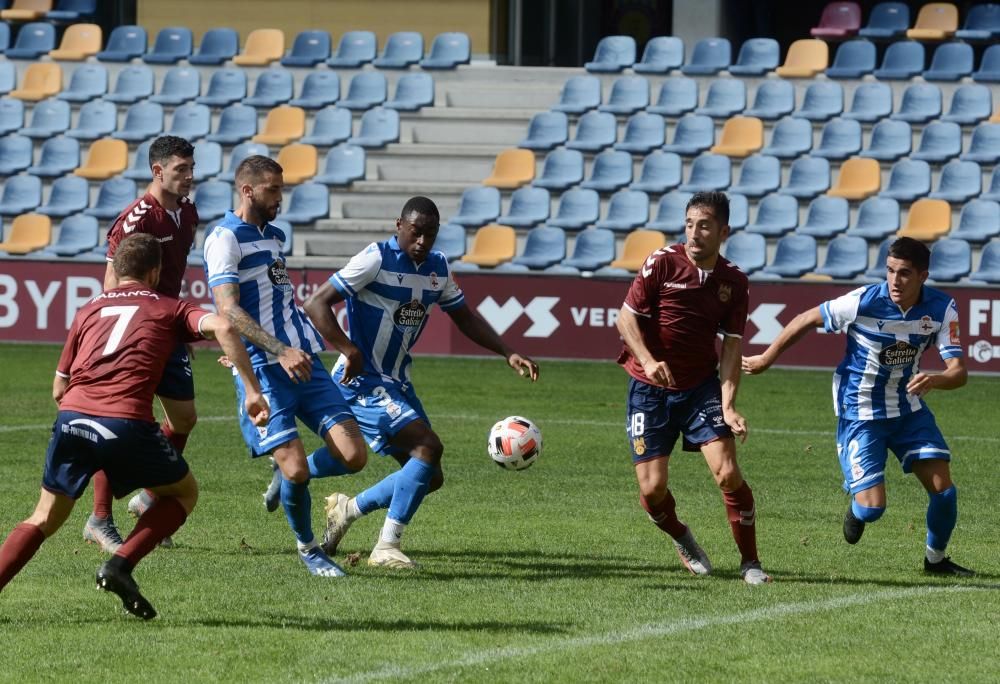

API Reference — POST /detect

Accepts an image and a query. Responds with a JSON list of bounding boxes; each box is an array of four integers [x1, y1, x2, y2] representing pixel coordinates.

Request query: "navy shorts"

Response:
[[155, 342, 195, 401], [42, 411, 190, 500], [332, 364, 429, 457], [625, 375, 732, 463]]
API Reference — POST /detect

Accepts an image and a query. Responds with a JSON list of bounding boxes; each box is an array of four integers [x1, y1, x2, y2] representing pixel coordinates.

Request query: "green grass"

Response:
[[1, 343, 998, 683]]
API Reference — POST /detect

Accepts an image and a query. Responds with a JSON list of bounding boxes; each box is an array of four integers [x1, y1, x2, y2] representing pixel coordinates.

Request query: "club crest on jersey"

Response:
[[267, 260, 292, 291], [429, 272, 439, 289], [919, 315, 935, 334], [632, 437, 646, 456], [717, 283, 731, 303], [878, 340, 917, 368], [393, 299, 426, 328]]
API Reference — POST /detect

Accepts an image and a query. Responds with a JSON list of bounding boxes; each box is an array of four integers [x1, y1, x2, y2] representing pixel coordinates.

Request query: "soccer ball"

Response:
[[488, 416, 542, 471]]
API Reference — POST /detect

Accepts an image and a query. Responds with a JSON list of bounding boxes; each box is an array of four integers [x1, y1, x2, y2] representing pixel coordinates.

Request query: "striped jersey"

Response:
[[820, 281, 963, 420], [203, 210, 324, 368], [329, 236, 464, 382]]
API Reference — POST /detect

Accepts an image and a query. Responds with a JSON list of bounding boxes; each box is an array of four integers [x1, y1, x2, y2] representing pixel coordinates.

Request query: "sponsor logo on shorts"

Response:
[[393, 299, 426, 328], [267, 260, 292, 291], [878, 340, 917, 368], [632, 437, 646, 456]]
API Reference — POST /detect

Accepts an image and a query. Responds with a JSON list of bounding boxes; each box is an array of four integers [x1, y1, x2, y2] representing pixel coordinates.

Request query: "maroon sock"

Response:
[[0, 523, 46, 591], [113, 497, 187, 571], [723, 481, 758, 564], [161, 425, 189, 456], [640, 490, 688, 539], [91, 470, 113, 519]]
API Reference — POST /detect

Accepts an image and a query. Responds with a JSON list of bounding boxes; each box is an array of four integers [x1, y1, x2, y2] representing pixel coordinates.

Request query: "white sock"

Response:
[[926, 545, 945, 564], [298, 539, 318, 554], [346, 497, 362, 521], [379, 517, 406, 545]]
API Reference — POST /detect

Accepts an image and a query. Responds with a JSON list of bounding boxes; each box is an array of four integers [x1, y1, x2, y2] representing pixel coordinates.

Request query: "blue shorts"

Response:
[[234, 356, 355, 457], [155, 343, 195, 401], [42, 411, 189, 500], [625, 375, 732, 464], [332, 365, 429, 457], [837, 409, 951, 495]]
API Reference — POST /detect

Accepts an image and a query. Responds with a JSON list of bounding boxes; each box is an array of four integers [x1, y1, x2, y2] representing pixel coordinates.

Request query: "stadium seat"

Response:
[[244, 68, 294, 108], [723, 231, 766, 274], [288, 71, 339, 110], [607, 229, 666, 271], [828, 156, 881, 200], [0, 97, 23, 136], [518, 111, 569, 151], [552, 75, 601, 114], [711, 116, 763, 158], [188, 141, 221, 182], [313, 143, 365, 186], [911, 121, 961, 163], [0, 62, 13, 95], [84, 176, 137, 219], [339, 72, 387, 111], [206, 103, 256, 144], [898, 198, 950, 240], [923, 41, 973, 82], [233, 28, 284, 66], [970, 240, 1000, 283], [879, 158, 931, 202], [0, 213, 49, 254], [929, 160, 981, 203], [826, 39, 875, 79], [300, 105, 351, 146], [860, 119, 911, 162], [420, 32, 470, 69], [194, 181, 232, 223], [104, 65, 154, 104], [0, 173, 40, 214], [632, 36, 684, 74], [281, 30, 329, 67], [546, 188, 600, 230], [942, 84, 992, 125], [793, 80, 843, 121], [347, 106, 399, 148], [681, 37, 731, 75], [10, 63, 60, 101], [812, 118, 862, 160], [815, 235, 868, 278], [744, 79, 794, 120], [647, 190, 693, 234], [373, 31, 422, 68], [196, 69, 247, 107], [566, 110, 617, 152], [585, 35, 636, 72], [122, 139, 153, 181], [73, 138, 127, 181], [96, 25, 146, 62], [972, 44, 1000, 82], [20, 97, 70, 138], [48, 22, 100, 60], [5, 21, 53, 59], [509, 225, 566, 269], [595, 189, 649, 231], [0, 133, 31, 174], [385, 73, 434, 111], [278, 182, 328, 224], [907, 3, 958, 40], [434, 222, 466, 261], [58, 63, 106, 103], [276, 143, 317, 185], [695, 78, 746, 118], [253, 105, 305, 146], [729, 153, 780, 198], [890, 83, 942, 123], [150, 66, 200, 106], [842, 82, 892, 123], [168, 103, 210, 141], [957, 3, 1000, 40], [482, 148, 535, 189], [460, 224, 516, 267], [729, 37, 779, 76], [727, 192, 749, 230], [497, 186, 550, 228], [745, 193, 798, 236], [555, 227, 615, 271], [27, 134, 78, 176], [35, 214, 98, 256], [779, 156, 831, 198], [863, 238, 892, 278], [762, 233, 817, 277], [327, 30, 376, 68], [811, 1, 862, 38], [533, 148, 584, 190], [873, 40, 924, 80], [189, 27, 239, 65], [143, 26, 192, 64], [961, 123, 1000, 164], [599, 76, 649, 115], [776, 39, 828, 78], [218, 142, 268, 182], [630, 150, 681, 194], [648, 77, 698, 117], [450, 186, 501, 228], [928, 238, 971, 282], [46, 0, 95, 21], [680, 153, 730, 193], [951, 199, 1000, 243], [983, 167, 1000, 201], [860, 2, 909, 39], [797, 195, 850, 238], [614, 112, 666, 154], [661, 114, 714, 156], [761, 116, 812, 158]]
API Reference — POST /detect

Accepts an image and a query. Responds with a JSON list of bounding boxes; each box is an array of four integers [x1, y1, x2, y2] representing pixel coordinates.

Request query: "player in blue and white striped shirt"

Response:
[[743, 238, 973, 576]]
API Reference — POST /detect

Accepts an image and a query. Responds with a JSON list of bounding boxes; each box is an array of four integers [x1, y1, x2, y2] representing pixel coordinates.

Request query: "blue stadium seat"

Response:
[[744, 79, 794, 120], [58, 63, 106, 102], [420, 32, 470, 69], [595, 189, 649, 231], [661, 114, 714, 156], [545, 188, 600, 231], [0, 134, 32, 174], [519, 111, 568, 151], [97, 25, 147, 62], [35, 214, 98, 257], [923, 42, 974, 81], [326, 30, 376, 68], [761, 116, 812, 158], [647, 191, 693, 234], [168, 103, 211, 141], [279, 182, 329, 224], [972, 44, 1000, 82], [874, 40, 924, 80], [681, 37, 731, 75], [956, 3, 1000, 40], [566, 110, 617, 152], [196, 68, 247, 107], [300, 105, 351, 146], [339, 72, 387, 110], [879, 158, 930, 202], [510, 225, 566, 269], [847, 196, 900, 240], [243, 69, 294, 108], [815, 235, 868, 278], [581, 149, 633, 192], [193, 141, 222, 181], [745, 193, 798, 236], [960, 123, 1000, 165], [614, 112, 665, 154], [206, 103, 256, 144], [860, 119, 911, 161], [122, 139, 153, 181], [0, 62, 13, 95], [0, 97, 21, 135], [450, 186, 501, 228], [0, 23, 10, 53], [289, 71, 339, 109], [84, 176, 137, 219], [6, 22, 54, 59], [270, 219, 294, 256], [373, 31, 423, 68], [314, 143, 365, 186], [930, 160, 981, 203], [911, 121, 961, 163], [385, 73, 434, 111], [812, 117, 862, 160], [648, 77, 698, 117], [149, 66, 200, 106], [728, 192, 749, 230], [942, 84, 992, 125], [36, 174, 88, 217], [629, 150, 681, 193], [585, 35, 636, 73], [21, 98, 70, 138], [533, 148, 584, 190], [859, 2, 909, 39], [826, 39, 876, 79], [188, 27, 239, 66], [863, 238, 891, 279], [27, 135, 78, 176], [195, 181, 233, 223], [890, 83, 942, 123], [779, 156, 831, 198], [434, 223, 466, 261], [793, 80, 843, 121], [762, 233, 817, 277], [552, 75, 601, 114], [695, 78, 746, 118], [970, 240, 1000, 283], [729, 37, 779, 75], [143, 26, 192, 64], [347, 107, 399, 148], [555, 228, 615, 271], [842, 82, 892, 123], [951, 199, 1000, 243], [983, 167, 1000, 201], [497, 186, 550, 228], [280, 30, 330, 67], [218, 142, 268, 182], [46, 0, 97, 22], [928, 238, 971, 282], [796, 195, 850, 238], [633, 36, 684, 74], [104, 65, 154, 104], [723, 231, 766, 274], [599, 76, 649, 115], [729, 153, 780, 198], [0, 173, 40, 215]]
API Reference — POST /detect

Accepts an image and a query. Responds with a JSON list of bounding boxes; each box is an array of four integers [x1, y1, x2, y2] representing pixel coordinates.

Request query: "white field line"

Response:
[[327, 586, 986, 684]]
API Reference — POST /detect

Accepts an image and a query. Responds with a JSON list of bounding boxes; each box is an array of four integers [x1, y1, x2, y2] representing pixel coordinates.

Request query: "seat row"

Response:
[[0, 0, 94, 23], [810, 1, 1000, 42]]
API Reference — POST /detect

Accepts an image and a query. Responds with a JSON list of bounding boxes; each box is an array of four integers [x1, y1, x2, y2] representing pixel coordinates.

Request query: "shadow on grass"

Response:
[[752, 570, 1000, 591], [182, 614, 573, 634]]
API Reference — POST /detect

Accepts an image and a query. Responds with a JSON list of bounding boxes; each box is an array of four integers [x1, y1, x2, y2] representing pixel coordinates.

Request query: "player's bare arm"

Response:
[[102, 261, 119, 291], [199, 313, 269, 426], [907, 355, 967, 397], [742, 306, 824, 375], [52, 373, 68, 403], [447, 304, 539, 381], [719, 335, 748, 442], [302, 281, 364, 383], [616, 306, 674, 387]]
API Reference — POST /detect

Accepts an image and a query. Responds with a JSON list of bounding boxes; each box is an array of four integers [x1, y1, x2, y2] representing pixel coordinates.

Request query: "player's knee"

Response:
[[343, 447, 367, 473], [712, 464, 743, 491], [851, 500, 885, 523], [283, 464, 311, 484], [429, 467, 444, 493], [167, 409, 197, 434], [413, 435, 444, 464], [637, 474, 667, 502]]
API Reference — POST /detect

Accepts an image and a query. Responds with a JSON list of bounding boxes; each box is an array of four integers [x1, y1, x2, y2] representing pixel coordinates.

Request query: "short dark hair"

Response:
[[148, 135, 194, 168], [113, 233, 162, 280], [889, 237, 930, 272], [400, 196, 440, 223], [235, 155, 283, 186], [686, 191, 730, 227]]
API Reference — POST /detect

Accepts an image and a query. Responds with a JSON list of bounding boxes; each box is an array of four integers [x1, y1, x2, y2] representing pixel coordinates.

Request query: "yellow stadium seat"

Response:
[[233, 28, 285, 66], [610, 230, 666, 271], [74, 138, 129, 180], [0, 214, 51, 255], [277, 143, 318, 185], [775, 39, 828, 78], [906, 3, 958, 40], [827, 157, 881, 201], [9, 63, 61, 101], [49, 23, 102, 61], [460, 224, 516, 267], [710, 116, 763, 158], [898, 198, 951, 241], [252, 106, 305, 146], [800, 273, 833, 282], [1, 0, 52, 21], [990, 111, 1000, 124], [482, 149, 535, 189]]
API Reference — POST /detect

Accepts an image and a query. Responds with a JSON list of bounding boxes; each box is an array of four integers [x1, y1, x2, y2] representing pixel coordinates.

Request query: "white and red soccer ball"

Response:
[[488, 416, 542, 471]]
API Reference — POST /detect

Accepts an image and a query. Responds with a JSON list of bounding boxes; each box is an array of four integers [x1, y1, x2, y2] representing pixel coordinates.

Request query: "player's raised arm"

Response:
[[302, 281, 364, 383], [446, 304, 539, 381], [198, 311, 269, 425], [742, 306, 824, 375], [616, 305, 674, 387]]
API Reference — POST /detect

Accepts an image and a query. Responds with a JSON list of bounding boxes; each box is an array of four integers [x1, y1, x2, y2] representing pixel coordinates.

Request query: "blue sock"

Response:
[[926, 485, 958, 552], [851, 499, 885, 523], [356, 472, 400, 515], [387, 458, 434, 524], [280, 477, 314, 546], [307, 446, 352, 478]]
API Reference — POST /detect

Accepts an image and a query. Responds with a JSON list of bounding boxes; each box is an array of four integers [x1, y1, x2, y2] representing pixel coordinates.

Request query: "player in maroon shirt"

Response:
[[616, 191, 771, 585], [0, 234, 267, 619], [84, 136, 201, 553]]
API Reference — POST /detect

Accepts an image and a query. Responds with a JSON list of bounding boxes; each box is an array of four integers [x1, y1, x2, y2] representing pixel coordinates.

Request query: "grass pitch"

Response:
[[1, 344, 998, 683]]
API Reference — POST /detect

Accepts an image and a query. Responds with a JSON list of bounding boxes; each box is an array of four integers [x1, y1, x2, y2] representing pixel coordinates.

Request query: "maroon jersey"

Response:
[[56, 286, 210, 422], [618, 244, 749, 390], [106, 193, 199, 298]]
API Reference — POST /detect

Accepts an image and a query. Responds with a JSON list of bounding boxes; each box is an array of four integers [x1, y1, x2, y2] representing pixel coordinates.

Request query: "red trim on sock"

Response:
[[723, 481, 758, 564], [91, 470, 113, 518], [115, 497, 187, 569], [640, 490, 688, 539], [0, 523, 46, 591]]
